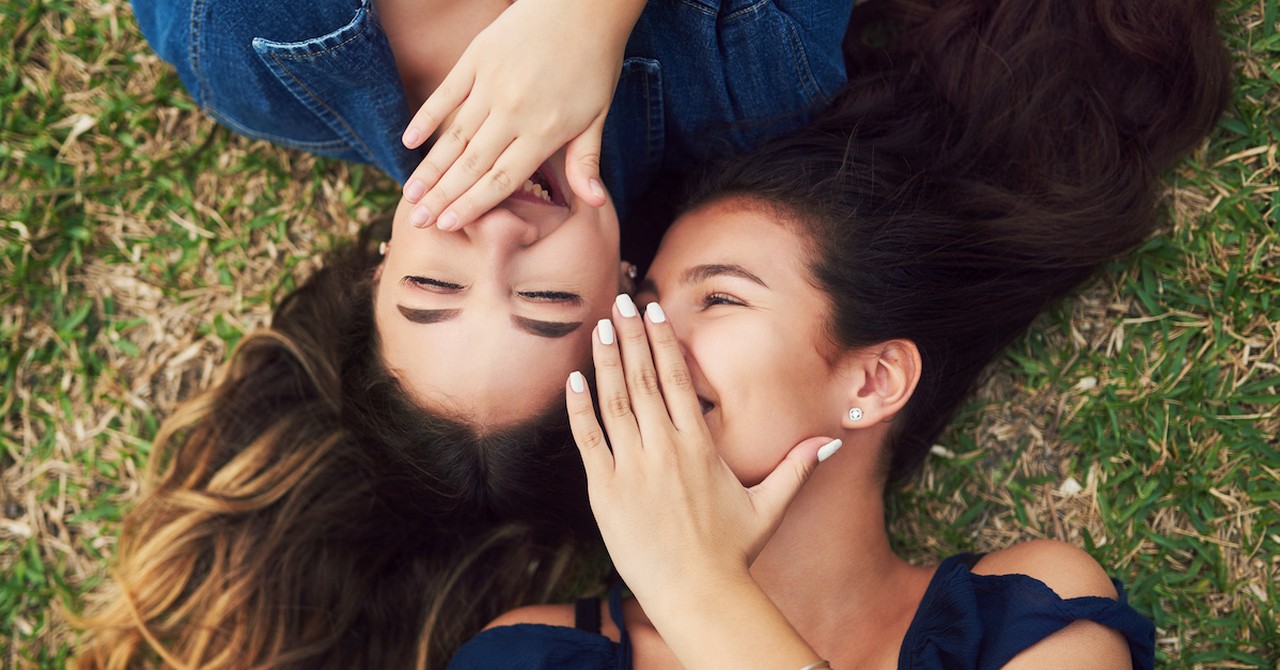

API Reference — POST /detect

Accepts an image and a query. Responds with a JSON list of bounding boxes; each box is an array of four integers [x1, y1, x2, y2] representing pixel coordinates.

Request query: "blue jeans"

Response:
[[131, 0, 852, 221]]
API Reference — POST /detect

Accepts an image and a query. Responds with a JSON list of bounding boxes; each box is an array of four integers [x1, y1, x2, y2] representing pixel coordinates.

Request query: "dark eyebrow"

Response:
[[398, 306, 462, 324], [681, 264, 769, 288], [513, 315, 583, 339]]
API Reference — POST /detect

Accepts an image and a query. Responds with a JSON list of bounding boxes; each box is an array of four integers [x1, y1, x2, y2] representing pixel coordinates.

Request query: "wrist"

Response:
[[567, 0, 647, 49]]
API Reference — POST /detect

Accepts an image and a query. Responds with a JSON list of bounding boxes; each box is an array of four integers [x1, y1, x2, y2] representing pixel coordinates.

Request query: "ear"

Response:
[[840, 339, 921, 429], [618, 260, 637, 294]]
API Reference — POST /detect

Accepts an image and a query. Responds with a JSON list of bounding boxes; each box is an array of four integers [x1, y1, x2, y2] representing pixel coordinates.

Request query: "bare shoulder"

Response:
[[973, 539, 1119, 600], [975, 540, 1133, 669], [484, 603, 577, 630]]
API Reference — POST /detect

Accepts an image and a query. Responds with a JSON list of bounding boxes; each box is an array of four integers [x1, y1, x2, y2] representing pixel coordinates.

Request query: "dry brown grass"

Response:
[[2, 0, 1276, 667]]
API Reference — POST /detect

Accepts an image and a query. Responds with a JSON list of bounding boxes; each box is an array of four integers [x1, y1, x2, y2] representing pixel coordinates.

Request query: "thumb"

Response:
[[564, 115, 608, 207], [748, 437, 841, 523]]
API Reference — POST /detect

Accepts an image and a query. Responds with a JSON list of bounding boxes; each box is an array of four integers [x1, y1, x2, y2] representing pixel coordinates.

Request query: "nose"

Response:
[[463, 208, 539, 251]]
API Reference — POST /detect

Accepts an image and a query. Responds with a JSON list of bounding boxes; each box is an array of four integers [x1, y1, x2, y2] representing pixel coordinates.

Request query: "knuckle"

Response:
[[595, 351, 623, 371], [630, 365, 661, 396], [459, 152, 484, 176], [579, 428, 607, 452], [447, 124, 469, 145], [577, 152, 602, 172], [604, 392, 632, 419], [486, 169, 512, 193], [621, 325, 648, 344], [665, 366, 695, 393], [420, 160, 444, 182], [433, 82, 454, 103]]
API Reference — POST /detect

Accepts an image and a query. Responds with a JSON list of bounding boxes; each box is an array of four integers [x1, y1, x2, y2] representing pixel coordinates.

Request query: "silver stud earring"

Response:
[[378, 241, 388, 257], [848, 407, 863, 422], [626, 262, 638, 280]]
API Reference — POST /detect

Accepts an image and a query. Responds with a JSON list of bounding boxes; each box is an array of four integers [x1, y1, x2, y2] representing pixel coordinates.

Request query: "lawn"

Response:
[[1, 0, 1277, 667]]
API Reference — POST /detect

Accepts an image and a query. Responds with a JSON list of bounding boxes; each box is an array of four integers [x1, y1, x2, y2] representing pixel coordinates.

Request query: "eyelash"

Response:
[[521, 291, 581, 304], [405, 276, 462, 291], [405, 277, 580, 304], [700, 292, 745, 309]]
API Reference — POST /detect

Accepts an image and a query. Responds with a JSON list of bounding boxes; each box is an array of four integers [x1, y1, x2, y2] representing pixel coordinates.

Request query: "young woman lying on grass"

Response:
[[454, 97, 1166, 670], [451, 3, 1236, 667], [128, 0, 854, 436], [75, 0, 1229, 667]]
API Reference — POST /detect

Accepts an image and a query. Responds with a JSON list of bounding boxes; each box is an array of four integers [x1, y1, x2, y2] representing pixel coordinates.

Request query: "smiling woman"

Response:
[[451, 0, 1231, 665], [76, 0, 1230, 666], [80, 0, 855, 665], [375, 151, 621, 428]]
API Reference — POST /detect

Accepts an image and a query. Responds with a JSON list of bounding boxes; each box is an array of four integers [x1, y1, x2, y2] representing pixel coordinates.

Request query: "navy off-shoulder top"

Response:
[[449, 554, 1155, 670]]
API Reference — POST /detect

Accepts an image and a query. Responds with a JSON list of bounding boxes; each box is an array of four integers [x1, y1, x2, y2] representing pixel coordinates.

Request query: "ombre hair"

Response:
[[76, 0, 1229, 665], [75, 229, 602, 669]]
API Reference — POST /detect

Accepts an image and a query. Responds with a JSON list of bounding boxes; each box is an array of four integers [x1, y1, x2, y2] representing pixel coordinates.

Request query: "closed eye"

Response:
[[403, 276, 464, 292], [701, 292, 745, 309], [520, 290, 582, 306]]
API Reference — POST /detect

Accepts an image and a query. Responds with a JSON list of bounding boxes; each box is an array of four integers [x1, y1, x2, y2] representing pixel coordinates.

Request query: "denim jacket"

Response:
[[131, 0, 853, 220]]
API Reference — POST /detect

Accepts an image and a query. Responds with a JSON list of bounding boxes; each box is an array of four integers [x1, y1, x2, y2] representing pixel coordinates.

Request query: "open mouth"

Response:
[[512, 165, 567, 207]]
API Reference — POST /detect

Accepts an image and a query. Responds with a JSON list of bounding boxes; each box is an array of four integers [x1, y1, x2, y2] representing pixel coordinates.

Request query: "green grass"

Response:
[[2, 0, 1277, 667]]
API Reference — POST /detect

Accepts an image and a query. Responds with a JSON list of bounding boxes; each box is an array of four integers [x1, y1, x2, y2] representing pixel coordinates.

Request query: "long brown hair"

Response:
[[76, 0, 1229, 665], [683, 0, 1230, 482], [74, 228, 602, 669]]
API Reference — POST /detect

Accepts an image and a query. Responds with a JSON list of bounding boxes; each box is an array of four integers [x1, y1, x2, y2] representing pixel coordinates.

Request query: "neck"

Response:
[[747, 439, 931, 665]]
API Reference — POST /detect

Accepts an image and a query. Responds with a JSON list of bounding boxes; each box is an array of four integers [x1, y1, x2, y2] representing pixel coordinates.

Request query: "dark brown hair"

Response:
[[683, 0, 1230, 482], [75, 229, 601, 669], [77, 0, 1229, 664]]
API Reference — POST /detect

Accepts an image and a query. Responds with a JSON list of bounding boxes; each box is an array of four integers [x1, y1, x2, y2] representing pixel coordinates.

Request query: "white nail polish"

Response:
[[615, 293, 638, 318], [569, 371, 586, 393], [597, 319, 615, 345], [646, 302, 666, 323], [817, 439, 843, 463]]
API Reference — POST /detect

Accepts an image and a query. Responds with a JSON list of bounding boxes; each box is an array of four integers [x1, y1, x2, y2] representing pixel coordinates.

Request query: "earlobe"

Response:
[[840, 339, 921, 428], [618, 260, 638, 294]]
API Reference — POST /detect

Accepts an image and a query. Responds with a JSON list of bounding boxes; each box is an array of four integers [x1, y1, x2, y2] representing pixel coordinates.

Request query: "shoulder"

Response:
[[972, 539, 1119, 600], [972, 540, 1132, 669], [484, 604, 578, 630]]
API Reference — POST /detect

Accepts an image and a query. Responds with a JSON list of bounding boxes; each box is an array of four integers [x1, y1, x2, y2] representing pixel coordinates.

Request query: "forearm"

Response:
[[640, 569, 822, 670]]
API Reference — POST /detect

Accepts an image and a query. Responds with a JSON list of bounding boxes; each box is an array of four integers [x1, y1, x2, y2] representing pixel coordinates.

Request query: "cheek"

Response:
[[713, 330, 834, 484]]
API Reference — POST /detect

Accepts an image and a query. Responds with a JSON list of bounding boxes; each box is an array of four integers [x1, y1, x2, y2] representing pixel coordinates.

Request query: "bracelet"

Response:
[[798, 662, 831, 670]]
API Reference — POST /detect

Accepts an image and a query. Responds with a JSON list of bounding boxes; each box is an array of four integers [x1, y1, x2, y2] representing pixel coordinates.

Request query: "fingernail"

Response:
[[410, 205, 431, 227], [569, 371, 586, 394], [615, 293, 637, 318], [438, 211, 459, 231], [817, 439, 843, 463], [646, 302, 666, 323], [589, 178, 605, 200], [597, 319, 615, 345], [404, 179, 425, 201], [403, 128, 421, 147]]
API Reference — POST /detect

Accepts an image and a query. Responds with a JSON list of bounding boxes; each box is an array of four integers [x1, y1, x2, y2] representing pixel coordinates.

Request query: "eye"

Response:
[[403, 276, 463, 292], [519, 290, 583, 305], [700, 292, 745, 309]]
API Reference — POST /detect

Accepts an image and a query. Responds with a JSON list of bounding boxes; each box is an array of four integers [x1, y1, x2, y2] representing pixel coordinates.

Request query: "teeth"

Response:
[[520, 178, 553, 203]]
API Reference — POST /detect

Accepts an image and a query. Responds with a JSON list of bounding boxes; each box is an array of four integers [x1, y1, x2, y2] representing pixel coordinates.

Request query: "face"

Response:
[[637, 198, 851, 485], [375, 150, 621, 428]]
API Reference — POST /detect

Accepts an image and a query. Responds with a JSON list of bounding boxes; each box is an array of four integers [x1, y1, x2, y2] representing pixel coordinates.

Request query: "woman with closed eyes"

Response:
[[75, 0, 1229, 667]]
